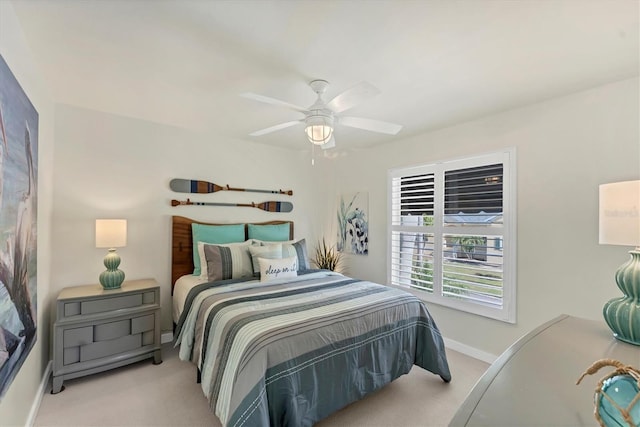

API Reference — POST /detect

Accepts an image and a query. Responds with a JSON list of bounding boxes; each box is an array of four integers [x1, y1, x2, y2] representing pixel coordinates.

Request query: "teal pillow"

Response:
[[247, 223, 290, 242], [192, 223, 245, 275]]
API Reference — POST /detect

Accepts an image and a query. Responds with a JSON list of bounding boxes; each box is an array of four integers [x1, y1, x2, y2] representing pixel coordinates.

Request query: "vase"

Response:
[[603, 250, 640, 345]]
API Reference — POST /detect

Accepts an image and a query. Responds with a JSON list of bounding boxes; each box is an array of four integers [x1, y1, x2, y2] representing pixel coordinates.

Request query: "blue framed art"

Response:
[[337, 192, 369, 255]]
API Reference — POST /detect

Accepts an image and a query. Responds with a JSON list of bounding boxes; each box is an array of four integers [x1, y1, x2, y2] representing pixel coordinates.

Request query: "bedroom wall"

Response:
[[329, 77, 639, 358], [0, 2, 55, 426], [51, 104, 319, 334]]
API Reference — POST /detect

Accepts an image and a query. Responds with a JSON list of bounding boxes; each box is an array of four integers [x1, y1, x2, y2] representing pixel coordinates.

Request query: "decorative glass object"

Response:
[[577, 359, 640, 427]]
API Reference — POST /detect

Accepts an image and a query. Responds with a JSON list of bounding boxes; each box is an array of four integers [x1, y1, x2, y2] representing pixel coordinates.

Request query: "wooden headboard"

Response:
[[171, 216, 294, 291]]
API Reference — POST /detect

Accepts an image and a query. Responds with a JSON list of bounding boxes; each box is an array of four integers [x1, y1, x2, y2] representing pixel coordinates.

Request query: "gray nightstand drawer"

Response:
[[82, 293, 143, 314], [81, 334, 142, 362], [142, 291, 156, 304], [64, 294, 143, 317], [142, 331, 154, 345], [64, 302, 82, 317], [63, 326, 92, 347], [94, 319, 130, 341], [132, 314, 154, 334], [62, 313, 159, 365], [64, 347, 81, 365]]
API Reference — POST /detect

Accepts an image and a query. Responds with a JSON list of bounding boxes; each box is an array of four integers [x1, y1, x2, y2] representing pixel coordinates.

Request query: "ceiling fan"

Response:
[[241, 80, 402, 149]]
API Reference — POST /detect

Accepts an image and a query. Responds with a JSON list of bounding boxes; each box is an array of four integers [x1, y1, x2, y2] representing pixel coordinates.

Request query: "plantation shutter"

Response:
[[389, 150, 515, 323], [390, 171, 435, 292]]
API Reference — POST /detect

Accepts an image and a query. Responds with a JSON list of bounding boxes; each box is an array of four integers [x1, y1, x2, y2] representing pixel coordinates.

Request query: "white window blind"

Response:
[[388, 150, 516, 323]]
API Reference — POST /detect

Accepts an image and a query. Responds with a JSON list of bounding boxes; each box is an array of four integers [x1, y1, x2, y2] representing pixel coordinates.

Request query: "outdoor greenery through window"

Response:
[[388, 150, 516, 322]]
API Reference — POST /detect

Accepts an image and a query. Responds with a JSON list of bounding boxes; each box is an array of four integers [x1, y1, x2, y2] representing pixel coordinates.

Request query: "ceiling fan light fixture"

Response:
[[244, 80, 402, 150], [305, 115, 334, 145]]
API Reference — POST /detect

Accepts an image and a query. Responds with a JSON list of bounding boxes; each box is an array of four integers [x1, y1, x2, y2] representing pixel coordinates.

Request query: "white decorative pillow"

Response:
[[258, 256, 298, 282], [248, 244, 283, 276], [199, 240, 254, 281]]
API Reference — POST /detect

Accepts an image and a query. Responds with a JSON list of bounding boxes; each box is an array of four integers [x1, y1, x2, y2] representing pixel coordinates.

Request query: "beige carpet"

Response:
[[33, 343, 488, 427]]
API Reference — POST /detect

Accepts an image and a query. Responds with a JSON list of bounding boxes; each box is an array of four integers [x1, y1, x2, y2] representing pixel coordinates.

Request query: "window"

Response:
[[388, 149, 516, 323]]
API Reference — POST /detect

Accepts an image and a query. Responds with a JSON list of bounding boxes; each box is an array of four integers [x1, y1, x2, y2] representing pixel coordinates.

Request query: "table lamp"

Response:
[[599, 180, 640, 345], [95, 219, 127, 290]]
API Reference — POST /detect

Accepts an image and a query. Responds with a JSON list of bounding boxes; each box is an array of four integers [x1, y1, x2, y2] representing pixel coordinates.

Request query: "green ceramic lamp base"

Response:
[[603, 249, 640, 346], [99, 248, 125, 290]]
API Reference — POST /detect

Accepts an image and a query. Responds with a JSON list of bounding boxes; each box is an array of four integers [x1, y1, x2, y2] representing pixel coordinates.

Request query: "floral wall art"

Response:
[[0, 54, 38, 401], [337, 192, 369, 255]]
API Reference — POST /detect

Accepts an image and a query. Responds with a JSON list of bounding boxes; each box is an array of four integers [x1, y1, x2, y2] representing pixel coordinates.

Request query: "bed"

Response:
[[171, 215, 451, 427]]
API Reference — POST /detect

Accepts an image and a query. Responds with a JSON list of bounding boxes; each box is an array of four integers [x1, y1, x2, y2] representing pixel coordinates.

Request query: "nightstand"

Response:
[[51, 278, 162, 394]]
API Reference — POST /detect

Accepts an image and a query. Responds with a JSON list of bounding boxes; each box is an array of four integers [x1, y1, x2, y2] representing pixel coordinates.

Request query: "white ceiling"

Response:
[[11, 0, 640, 151]]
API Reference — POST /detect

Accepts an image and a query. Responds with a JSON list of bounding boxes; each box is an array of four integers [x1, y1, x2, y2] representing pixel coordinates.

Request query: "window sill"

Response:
[[388, 283, 516, 324]]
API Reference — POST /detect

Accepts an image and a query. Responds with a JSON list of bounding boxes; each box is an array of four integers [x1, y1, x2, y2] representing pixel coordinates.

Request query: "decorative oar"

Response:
[[171, 199, 293, 213], [170, 178, 293, 196]]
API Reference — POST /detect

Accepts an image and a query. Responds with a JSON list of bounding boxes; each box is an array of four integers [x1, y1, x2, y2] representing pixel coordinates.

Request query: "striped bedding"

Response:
[[174, 270, 451, 427]]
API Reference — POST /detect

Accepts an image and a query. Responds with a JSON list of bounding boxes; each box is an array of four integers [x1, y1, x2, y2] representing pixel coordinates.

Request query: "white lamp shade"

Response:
[[599, 180, 640, 247], [95, 219, 127, 248]]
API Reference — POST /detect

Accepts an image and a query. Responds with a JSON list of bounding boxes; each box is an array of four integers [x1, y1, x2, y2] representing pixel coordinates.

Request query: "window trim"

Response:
[[387, 148, 517, 323]]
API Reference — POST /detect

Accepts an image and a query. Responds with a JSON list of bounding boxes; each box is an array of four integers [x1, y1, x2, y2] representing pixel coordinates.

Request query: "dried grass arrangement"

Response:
[[312, 238, 343, 271]]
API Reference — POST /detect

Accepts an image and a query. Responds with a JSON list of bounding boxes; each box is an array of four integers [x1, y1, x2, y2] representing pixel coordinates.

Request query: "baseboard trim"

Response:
[[444, 337, 497, 364], [27, 360, 52, 427], [161, 331, 173, 344]]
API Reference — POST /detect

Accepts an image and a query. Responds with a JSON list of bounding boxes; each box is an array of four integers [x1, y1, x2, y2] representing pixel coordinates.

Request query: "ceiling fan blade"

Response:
[[240, 92, 309, 114], [340, 116, 402, 135], [249, 120, 303, 137], [321, 136, 336, 150], [326, 82, 380, 113]]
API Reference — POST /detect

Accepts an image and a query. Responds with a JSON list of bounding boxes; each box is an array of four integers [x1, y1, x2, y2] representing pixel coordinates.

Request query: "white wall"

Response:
[[0, 2, 55, 426], [331, 77, 639, 356], [51, 104, 319, 332]]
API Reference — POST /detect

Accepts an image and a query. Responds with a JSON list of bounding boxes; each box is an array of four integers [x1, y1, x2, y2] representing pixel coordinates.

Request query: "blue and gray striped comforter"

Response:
[[174, 270, 451, 427]]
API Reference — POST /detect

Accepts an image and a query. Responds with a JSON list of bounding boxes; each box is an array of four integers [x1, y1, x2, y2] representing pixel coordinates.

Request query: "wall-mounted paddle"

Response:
[[171, 199, 293, 213], [170, 178, 292, 196]]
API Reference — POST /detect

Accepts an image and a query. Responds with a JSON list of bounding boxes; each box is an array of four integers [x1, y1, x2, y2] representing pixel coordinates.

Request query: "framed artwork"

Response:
[[337, 192, 368, 255], [0, 54, 39, 401]]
